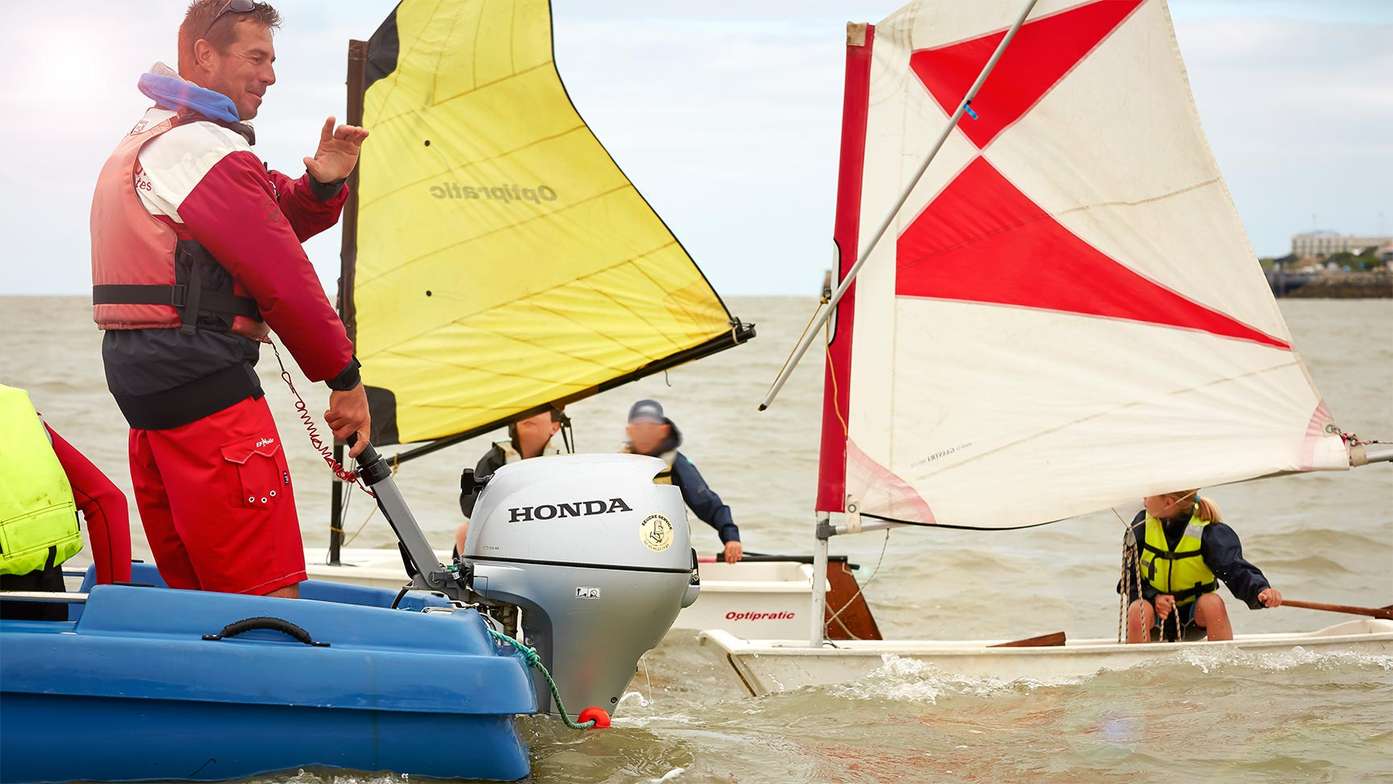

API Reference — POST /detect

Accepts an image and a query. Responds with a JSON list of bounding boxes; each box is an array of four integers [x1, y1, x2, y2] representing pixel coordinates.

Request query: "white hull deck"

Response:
[[306, 548, 823, 637], [699, 620, 1393, 696]]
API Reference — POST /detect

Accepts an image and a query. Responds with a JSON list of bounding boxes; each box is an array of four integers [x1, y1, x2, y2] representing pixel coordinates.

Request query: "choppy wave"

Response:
[[1257, 554, 1356, 574], [1174, 644, 1393, 674], [823, 643, 1393, 704], [1259, 527, 1391, 553], [825, 654, 1088, 704], [611, 713, 702, 728]]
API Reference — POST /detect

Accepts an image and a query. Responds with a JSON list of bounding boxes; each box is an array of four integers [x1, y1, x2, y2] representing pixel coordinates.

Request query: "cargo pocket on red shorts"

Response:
[[220, 436, 291, 510]]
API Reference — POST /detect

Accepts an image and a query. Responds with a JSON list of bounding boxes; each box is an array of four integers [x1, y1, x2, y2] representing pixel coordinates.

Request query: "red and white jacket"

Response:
[[92, 107, 358, 429]]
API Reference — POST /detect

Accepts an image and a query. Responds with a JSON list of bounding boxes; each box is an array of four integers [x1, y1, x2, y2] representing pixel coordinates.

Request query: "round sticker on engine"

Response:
[[640, 514, 674, 552]]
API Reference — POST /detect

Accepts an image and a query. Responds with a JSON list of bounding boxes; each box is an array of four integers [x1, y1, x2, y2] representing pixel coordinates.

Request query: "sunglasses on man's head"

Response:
[[203, 0, 257, 38]]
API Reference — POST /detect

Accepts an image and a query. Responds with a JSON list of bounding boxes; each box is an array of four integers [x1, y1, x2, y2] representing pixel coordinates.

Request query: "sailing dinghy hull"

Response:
[[305, 548, 880, 639], [700, 621, 1393, 696], [2, 566, 534, 783]]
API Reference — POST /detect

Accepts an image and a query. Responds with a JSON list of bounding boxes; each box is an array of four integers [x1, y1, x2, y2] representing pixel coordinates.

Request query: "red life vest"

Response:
[[89, 114, 266, 338]]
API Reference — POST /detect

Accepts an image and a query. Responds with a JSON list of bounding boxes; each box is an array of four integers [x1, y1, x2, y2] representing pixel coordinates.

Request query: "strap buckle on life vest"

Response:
[[179, 261, 204, 335]]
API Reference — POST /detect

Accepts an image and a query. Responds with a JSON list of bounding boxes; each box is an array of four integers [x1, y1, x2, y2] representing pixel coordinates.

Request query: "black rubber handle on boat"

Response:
[[346, 433, 390, 485], [202, 616, 331, 647]]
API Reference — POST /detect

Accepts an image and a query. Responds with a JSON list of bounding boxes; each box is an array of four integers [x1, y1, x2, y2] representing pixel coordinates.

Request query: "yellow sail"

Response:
[[348, 0, 749, 446]]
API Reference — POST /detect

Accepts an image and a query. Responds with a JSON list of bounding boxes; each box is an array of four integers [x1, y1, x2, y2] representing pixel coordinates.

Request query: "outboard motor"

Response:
[[351, 438, 697, 721], [464, 454, 698, 717]]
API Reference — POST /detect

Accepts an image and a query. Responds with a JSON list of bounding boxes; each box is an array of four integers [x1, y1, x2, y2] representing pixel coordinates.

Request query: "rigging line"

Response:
[[825, 311, 849, 438], [1112, 506, 1144, 643], [342, 451, 397, 547], [861, 511, 1070, 531], [1338, 429, 1387, 447], [326, 475, 356, 564], [341, 496, 380, 548], [768, 290, 831, 400], [824, 529, 890, 639]]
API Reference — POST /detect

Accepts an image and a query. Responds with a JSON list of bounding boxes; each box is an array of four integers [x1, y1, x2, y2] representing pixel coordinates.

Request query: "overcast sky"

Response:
[[1, 0, 1389, 297]]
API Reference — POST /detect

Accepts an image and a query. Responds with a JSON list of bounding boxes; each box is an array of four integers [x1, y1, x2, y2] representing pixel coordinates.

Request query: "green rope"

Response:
[[486, 627, 597, 730]]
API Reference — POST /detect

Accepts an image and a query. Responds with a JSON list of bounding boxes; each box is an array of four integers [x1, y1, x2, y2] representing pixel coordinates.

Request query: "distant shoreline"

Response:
[[1266, 269, 1392, 299]]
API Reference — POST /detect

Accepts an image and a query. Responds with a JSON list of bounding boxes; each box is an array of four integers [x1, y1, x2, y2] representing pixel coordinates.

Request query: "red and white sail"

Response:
[[816, 0, 1348, 527]]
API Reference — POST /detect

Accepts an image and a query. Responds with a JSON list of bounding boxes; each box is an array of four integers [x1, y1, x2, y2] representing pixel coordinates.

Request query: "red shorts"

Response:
[[128, 395, 305, 595]]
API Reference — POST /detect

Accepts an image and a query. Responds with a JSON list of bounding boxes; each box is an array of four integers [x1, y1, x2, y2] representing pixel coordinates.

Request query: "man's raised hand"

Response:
[[304, 116, 369, 184]]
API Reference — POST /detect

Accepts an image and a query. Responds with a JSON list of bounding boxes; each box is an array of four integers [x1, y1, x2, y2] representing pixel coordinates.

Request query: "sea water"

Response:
[[5, 296, 1390, 783]]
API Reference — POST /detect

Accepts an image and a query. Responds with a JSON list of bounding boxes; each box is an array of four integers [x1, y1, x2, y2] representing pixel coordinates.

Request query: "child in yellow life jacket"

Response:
[[1120, 490, 1281, 643]]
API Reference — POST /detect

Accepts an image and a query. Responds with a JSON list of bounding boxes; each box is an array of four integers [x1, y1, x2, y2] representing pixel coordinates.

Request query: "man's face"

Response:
[[626, 420, 669, 456], [193, 20, 276, 119], [515, 411, 560, 458]]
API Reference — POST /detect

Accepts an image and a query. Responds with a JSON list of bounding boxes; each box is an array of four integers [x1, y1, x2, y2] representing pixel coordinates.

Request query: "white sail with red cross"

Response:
[[815, 0, 1348, 528]]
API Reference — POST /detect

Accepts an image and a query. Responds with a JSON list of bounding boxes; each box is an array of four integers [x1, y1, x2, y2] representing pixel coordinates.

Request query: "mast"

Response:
[[329, 39, 368, 567], [816, 20, 876, 517], [807, 1, 1038, 646]]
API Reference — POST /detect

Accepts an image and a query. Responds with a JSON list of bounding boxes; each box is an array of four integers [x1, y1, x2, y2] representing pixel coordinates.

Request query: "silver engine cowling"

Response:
[[464, 453, 698, 717]]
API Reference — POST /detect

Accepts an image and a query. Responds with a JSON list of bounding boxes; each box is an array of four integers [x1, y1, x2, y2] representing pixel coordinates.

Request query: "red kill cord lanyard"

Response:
[[263, 338, 374, 497]]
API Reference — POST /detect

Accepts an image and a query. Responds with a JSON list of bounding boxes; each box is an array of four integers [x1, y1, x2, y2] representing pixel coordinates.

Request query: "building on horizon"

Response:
[[1291, 231, 1393, 258]]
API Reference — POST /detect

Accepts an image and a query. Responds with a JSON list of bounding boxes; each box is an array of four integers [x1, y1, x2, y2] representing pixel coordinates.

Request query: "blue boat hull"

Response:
[[0, 567, 535, 782]]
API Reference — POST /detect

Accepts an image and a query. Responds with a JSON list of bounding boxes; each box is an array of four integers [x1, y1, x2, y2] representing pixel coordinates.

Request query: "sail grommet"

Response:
[[845, 498, 862, 533]]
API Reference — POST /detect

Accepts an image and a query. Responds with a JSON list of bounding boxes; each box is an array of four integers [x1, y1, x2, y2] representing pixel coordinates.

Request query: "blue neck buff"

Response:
[[137, 62, 241, 124]]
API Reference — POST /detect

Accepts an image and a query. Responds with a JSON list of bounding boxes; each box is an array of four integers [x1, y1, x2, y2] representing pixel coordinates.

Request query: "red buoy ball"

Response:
[[577, 706, 611, 729]]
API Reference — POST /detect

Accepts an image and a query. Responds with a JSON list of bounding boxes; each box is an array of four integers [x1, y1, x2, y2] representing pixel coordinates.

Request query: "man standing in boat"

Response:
[[90, 0, 370, 598], [623, 400, 743, 563]]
